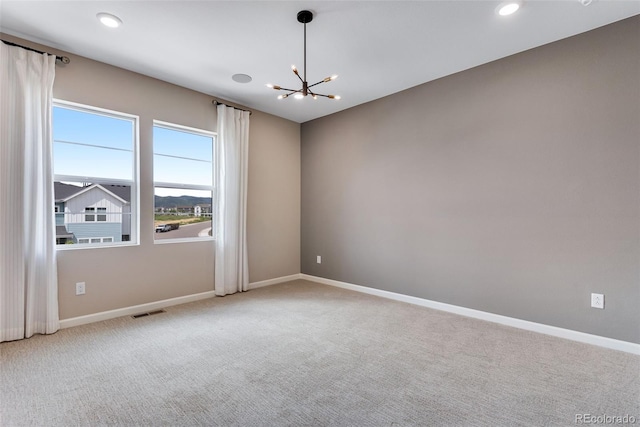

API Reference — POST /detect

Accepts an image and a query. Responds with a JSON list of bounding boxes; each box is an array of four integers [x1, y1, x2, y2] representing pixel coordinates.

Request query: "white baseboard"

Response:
[[60, 290, 217, 329], [300, 274, 640, 355], [248, 273, 303, 290], [59, 273, 639, 355], [59, 274, 303, 329]]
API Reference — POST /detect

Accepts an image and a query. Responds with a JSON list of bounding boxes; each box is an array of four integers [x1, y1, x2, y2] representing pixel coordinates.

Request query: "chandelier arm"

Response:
[[312, 93, 339, 99], [273, 85, 299, 92], [307, 80, 330, 89], [278, 89, 303, 99], [292, 68, 305, 84]]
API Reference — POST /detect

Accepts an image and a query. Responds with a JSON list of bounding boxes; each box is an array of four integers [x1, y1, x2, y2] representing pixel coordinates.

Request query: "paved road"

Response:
[[155, 221, 212, 240]]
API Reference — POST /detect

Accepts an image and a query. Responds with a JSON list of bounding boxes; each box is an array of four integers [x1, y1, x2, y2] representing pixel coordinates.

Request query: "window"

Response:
[[53, 100, 138, 247], [153, 121, 214, 243], [97, 207, 107, 222], [85, 207, 95, 222], [77, 237, 112, 244]]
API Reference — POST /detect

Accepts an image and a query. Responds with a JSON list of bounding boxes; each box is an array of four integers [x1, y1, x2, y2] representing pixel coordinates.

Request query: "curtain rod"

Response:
[[212, 100, 252, 115], [2, 40, 71, 64]]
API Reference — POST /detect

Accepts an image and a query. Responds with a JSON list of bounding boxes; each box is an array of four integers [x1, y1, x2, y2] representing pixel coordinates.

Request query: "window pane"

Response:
[[54, 142, 133, 180], [153, 126, 213, 186], [154, 188, 213, 241], [53, 106, 134, 180], [55, 181, 132, 246]]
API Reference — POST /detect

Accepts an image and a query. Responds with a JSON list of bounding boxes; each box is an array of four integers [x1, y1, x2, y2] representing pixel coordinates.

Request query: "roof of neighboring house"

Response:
[[56, 225, 74, 238], [54, 182, 82, 200], [102, 184, 131, 202], [54, 182, 131, 203]]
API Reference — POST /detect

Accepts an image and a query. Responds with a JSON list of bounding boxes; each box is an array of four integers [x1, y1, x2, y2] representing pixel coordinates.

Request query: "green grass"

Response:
[[154, 214, 211, 226]]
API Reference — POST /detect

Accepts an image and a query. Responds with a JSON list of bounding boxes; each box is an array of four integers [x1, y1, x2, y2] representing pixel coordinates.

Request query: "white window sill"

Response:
[[154, 237, 215, 245], [56, 241, 139, 251]]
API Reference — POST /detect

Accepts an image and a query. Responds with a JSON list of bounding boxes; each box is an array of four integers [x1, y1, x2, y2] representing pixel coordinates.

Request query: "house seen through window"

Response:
[[53, 101, 138, 247], [153, 121, 214, 242]]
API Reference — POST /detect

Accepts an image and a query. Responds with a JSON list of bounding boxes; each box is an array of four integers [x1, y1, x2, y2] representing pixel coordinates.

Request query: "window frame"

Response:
[[53, 99, 140, 250], [152, 120, 215, 244]]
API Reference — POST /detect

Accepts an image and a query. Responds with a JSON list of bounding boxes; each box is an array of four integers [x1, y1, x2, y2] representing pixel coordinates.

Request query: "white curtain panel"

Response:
[[214, 105, 250, 296], [0, 44, 59, 342]]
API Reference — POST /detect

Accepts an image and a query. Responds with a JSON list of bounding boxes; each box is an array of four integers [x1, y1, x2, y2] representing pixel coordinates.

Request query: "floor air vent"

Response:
[[132, 309, 166, 319]]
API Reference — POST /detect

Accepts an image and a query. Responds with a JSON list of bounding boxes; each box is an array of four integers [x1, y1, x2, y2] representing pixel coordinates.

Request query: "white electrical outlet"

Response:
[[591, 293, 604, 309], [76, 282, 86, 296], [317, 255, 322, 264]]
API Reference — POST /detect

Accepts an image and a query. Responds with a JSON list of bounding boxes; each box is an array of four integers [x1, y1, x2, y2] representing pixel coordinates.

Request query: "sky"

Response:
[[53, 105, 214, 199]]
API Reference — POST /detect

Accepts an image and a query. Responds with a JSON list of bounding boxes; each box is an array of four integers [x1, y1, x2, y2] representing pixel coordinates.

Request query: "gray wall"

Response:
[[301, 17, 640, 343], [2, 34, 301, 320]]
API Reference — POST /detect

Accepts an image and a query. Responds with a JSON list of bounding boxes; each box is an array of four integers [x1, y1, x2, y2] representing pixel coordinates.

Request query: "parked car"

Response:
[[155, 224, 171, 233]]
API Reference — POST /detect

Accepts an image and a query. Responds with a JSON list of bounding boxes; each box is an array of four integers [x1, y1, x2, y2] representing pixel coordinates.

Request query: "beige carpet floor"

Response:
[[1, 279, 639, 426]]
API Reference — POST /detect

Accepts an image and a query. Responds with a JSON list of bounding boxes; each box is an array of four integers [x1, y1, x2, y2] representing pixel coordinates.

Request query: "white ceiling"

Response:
[[1, 1, 638, 123]]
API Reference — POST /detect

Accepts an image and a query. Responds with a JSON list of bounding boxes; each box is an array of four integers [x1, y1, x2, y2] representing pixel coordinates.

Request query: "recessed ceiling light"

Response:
[[496, 2, 521, 16], [232, 74, 252, 84], [97, 13, 122, 28]]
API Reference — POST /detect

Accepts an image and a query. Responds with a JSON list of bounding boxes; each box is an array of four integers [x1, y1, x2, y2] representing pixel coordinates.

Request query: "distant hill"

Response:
[[155, 195, 211, 208]]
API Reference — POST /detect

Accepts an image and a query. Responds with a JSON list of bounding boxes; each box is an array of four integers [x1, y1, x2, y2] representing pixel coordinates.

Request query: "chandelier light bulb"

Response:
[[294, 93, 305, 100]]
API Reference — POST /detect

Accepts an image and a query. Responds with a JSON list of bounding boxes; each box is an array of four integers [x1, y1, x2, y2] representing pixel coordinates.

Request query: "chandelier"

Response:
[[267, 10, 340, 100]]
